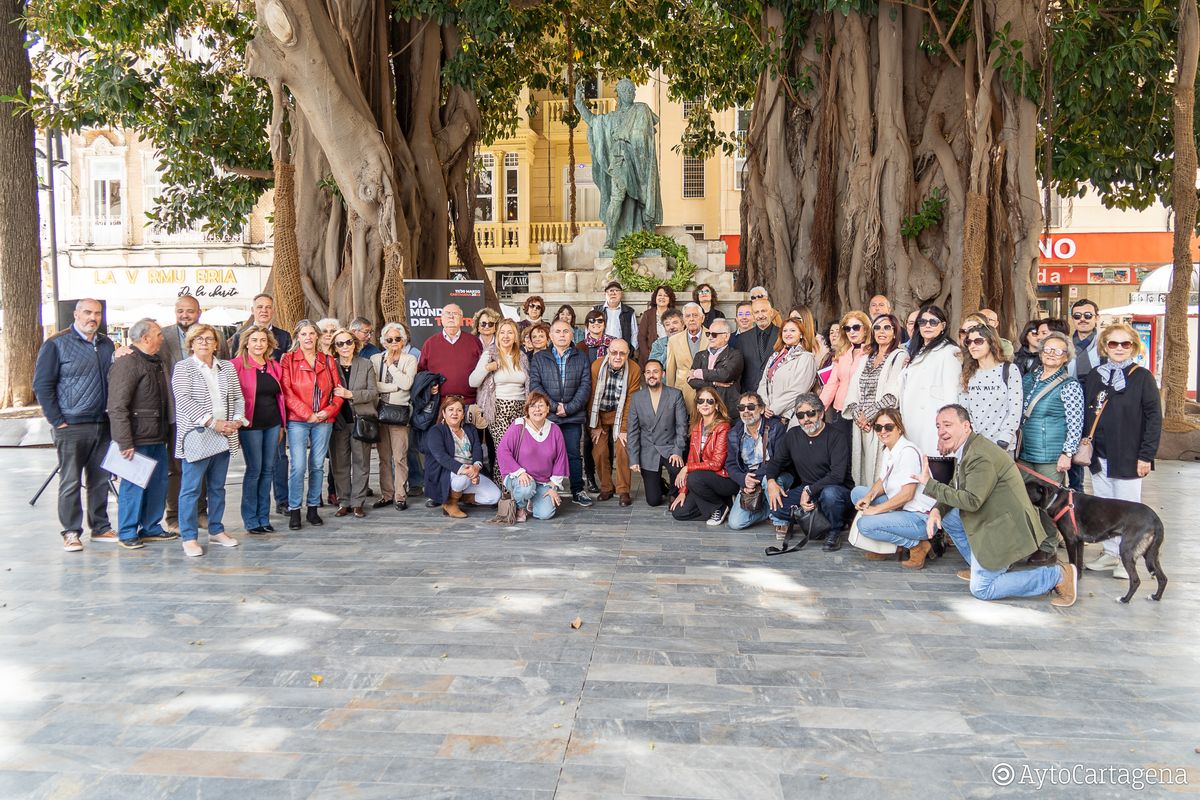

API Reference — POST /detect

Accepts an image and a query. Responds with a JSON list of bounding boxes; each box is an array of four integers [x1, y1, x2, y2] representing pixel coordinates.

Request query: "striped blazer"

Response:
[[171, 356, 247, 462]]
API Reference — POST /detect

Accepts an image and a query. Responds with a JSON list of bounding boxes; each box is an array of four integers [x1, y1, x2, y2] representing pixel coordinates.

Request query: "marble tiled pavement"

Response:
[[0, 448, 1197, 799]]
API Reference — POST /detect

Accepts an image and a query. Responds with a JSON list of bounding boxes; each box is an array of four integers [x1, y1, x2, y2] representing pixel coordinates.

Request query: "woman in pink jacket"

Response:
[[233, 325, 287, 533], [820, 311, 870, 439]]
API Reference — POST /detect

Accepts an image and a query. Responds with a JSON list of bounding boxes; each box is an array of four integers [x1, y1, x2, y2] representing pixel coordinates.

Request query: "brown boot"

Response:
[[901, 540, 932, 570], [442, 491, 468, 519], [864, 551, 892, 561], [461, 493, 477, 507]]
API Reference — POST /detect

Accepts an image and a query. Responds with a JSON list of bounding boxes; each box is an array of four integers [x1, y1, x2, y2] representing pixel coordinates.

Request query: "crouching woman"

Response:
[[497, 392, 570, 521]]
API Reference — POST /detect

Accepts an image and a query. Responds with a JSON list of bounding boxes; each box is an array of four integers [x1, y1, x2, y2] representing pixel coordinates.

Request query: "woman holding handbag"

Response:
[[1083, 323, 1162, 579], [370, 322, 417, 511], [328, 328, 379, 519], [470, 318, 530, 480], [172, 323, 247, 557], [280, 320, 343, 530], [233, 325, 286, 534]]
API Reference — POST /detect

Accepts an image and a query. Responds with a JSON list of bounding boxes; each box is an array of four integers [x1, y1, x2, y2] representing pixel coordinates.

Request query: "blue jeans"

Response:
[[849, 486, 929, 547], [239, 426, 280, 529], [179, 451, 230, 541], [273, 438, 289, 508], [116, 443, 169, 541], [768, 483, 852, 530], [503, 475, 560, 520], [287, 421, 333, 510], [941, 509, 1062, 600], [558, 422, 584, 494], [728, 473, 792, 530]]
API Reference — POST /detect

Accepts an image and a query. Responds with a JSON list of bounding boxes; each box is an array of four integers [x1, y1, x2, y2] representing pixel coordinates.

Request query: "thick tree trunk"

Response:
[[1164, 0, 1199, 428], [0, 0, 42, 407], [740, 1, 1041, 334]]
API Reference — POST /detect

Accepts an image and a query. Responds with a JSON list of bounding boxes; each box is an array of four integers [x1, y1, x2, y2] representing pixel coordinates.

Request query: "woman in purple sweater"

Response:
[[497, 391, 570, 521]]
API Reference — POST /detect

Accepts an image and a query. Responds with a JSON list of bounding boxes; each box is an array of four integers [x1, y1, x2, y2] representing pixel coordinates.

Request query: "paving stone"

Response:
[[0, 448, 1197, 798]]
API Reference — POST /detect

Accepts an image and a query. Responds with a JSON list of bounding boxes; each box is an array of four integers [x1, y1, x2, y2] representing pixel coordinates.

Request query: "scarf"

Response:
[[588, 359, 631, 438], [585, 334, 613, 360], [1095, 358, 1133, 393], [765, 345, 805, 382]]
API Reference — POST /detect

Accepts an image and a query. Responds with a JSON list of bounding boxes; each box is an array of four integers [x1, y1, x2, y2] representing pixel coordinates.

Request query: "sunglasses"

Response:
[[478, 320, 496, 328], [918, 318, 942, 327], [1107, 340, 1134, 349], [1042, 346, 1065, 357], [527, 305, 543, 311], [795, 409, 820, 419], [736, 403, 759, 412], [964, 337, 987, 347], [872, 423, 896, 433], [383, 336, 404, 344], [698, 289, 712, 295], [842, 324, 863, 332], [334, 339, 355, 348], [873, 324, 893, 332], [588, 318, 605, 325], [1072, 312, 1095, 320], [750, 294, 766, 300], [710, 330, 730, 336], [696, 397, 716, 406]]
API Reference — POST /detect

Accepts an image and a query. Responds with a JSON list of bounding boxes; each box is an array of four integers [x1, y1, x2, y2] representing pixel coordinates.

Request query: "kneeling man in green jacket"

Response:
[[917, 404, 1078, 607]]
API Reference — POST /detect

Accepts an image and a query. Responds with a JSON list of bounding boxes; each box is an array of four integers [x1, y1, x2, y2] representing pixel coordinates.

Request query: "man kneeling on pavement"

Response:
[[916, 404, 1078, 607]]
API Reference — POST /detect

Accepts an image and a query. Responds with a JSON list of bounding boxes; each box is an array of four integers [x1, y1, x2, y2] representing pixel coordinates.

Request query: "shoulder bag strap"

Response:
[[1022, 374, 1069, 421]]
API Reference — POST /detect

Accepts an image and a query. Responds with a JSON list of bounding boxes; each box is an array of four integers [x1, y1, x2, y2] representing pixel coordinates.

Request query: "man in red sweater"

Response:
[[418, 303, 483, 404]]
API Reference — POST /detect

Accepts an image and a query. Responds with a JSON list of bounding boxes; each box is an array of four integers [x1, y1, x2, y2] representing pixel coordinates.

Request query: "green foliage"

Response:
[[900, 188, 947, 239], [611, 231, 697, 293]]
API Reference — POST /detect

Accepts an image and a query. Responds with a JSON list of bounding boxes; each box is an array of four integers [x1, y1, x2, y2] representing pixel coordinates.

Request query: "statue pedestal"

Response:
[[595, 253, 669, 284]]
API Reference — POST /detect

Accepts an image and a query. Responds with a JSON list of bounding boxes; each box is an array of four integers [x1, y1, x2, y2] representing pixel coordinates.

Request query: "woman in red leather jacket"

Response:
[[280, 320, 343, 530], [670, 386, 738, 525]]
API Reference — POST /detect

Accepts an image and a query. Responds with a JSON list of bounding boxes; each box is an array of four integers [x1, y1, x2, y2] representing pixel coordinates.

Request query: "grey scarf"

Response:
[[1095, 358, 1133, 392]]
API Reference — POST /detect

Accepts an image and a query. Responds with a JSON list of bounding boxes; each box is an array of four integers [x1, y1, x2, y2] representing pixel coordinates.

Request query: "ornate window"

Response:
[[474, 153, 495, 222], [504, 152, 519, 222]]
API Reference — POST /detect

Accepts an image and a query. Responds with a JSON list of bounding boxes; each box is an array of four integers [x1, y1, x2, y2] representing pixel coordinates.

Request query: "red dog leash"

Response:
[[1016, 462, 1080, 540]]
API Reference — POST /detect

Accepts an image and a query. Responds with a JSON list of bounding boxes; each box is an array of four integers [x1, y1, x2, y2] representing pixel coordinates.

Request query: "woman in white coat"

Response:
[[757, 319, 817, 425], [842, 314, 909, 486], [899, 304, 961, 456]]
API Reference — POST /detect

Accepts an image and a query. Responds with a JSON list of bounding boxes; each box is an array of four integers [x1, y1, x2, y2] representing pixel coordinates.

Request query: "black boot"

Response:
[[307, 506, 324, 526], [823, 527, 843, 552], [288, 509, 302, 530]]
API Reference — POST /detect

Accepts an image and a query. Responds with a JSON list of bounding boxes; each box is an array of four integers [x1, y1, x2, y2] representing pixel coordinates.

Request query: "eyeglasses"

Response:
[[918, 318, 942, 327], [736, 403, 759, 411], [872, 423, 897, 433], [1107, 340, 1134, 349], [873, 325, 893, 332], [192, 336, 216, 344], [478, 320, 496, 328], [696, 397, 716, 406], [1042, 346, 1066, 357], [1072, 312, 1095, 320], [383, 336, 405, 344], [610, 351, 629, 358], [842, 324, 863, 332], [964, 337, 987, 347], [697, 289, 712, 295], [334, 339, 355, 348], [795, 409, 820, 419]]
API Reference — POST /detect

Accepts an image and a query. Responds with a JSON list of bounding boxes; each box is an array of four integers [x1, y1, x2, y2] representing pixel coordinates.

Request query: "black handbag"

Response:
[[352, 415, 380, 443], [765, 496, 830, 556], [376, 359, 412, 426]]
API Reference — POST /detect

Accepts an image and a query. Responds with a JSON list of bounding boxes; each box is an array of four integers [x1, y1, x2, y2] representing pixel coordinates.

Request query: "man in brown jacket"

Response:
[[587, 339, 642, 506], [106, 319, 178, 549]]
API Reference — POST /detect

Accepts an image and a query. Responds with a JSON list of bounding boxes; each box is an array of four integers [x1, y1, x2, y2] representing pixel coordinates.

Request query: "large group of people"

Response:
[[34, 286, 1162, 608]]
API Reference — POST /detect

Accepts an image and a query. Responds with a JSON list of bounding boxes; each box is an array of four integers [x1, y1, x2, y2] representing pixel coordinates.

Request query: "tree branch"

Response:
[[221, 164, 274, 180]]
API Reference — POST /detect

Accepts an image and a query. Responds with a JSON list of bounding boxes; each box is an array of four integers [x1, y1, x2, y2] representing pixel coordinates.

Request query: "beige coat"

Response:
[[664, 328, 708, 414]]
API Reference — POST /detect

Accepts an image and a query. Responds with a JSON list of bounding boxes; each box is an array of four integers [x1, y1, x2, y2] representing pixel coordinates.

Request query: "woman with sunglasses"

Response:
[[898, 304, 961, 456], [473, 308, 501, 349], [424, 395, 502, 518], [280, 319, 343, 530], [470, 318, 530, 481], [518, 296, 546, 332], [692, 284, 725, 327], [819, 311, 870, 436], [842, 313, 908, 486], [758, 319, 817, 424], [846, 409, 939, 567], [328, 328, 379, 518], [669, 387, 737, 525], [958, 324, 1022, 456], [638, 286, 676, 366], [1082, 323, 1161, 580], [577, 310, 613, 362], [370, 322, 418, 511]]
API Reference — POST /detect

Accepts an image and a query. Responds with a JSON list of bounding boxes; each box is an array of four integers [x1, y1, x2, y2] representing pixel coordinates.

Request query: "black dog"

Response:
[[1025, 481, 1167, 603]]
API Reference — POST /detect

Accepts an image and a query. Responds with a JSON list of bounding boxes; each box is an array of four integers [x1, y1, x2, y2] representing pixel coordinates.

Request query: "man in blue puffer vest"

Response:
[[33, 299, 117, 552]]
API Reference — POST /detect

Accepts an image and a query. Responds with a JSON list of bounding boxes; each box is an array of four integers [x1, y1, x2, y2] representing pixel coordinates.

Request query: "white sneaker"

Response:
[[1086, 552, 1119, 572], [181, 541, 204, 557], [209, 532, 240, 548], [706, 506, 729, 527], [1112, 561, 1129, 580]]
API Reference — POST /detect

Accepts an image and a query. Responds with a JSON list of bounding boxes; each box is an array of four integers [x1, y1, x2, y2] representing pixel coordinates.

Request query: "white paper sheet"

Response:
[[100, 441, 157, 488]]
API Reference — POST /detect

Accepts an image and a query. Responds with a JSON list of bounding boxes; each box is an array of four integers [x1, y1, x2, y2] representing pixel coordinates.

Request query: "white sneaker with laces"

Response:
[[706, 506, 729, 527], [1086, 552, 1119, 572]]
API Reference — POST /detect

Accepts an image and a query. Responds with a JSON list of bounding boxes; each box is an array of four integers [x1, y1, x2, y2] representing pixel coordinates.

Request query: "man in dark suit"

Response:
[[733, 298, 779, 392], [160, 294, 227, 530], [687, 317, 744, 415], [627, 360, 689, 507], [229, 293, 292, 359]]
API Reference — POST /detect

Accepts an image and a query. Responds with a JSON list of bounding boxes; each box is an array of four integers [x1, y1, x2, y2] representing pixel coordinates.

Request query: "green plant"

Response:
[[900, 188, 947, 239], [610, 231, 698, 293]]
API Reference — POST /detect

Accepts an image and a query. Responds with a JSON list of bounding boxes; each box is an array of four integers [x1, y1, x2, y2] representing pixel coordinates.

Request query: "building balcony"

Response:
[[451, 219, 603, 266], [541, 98, 615, 139]]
